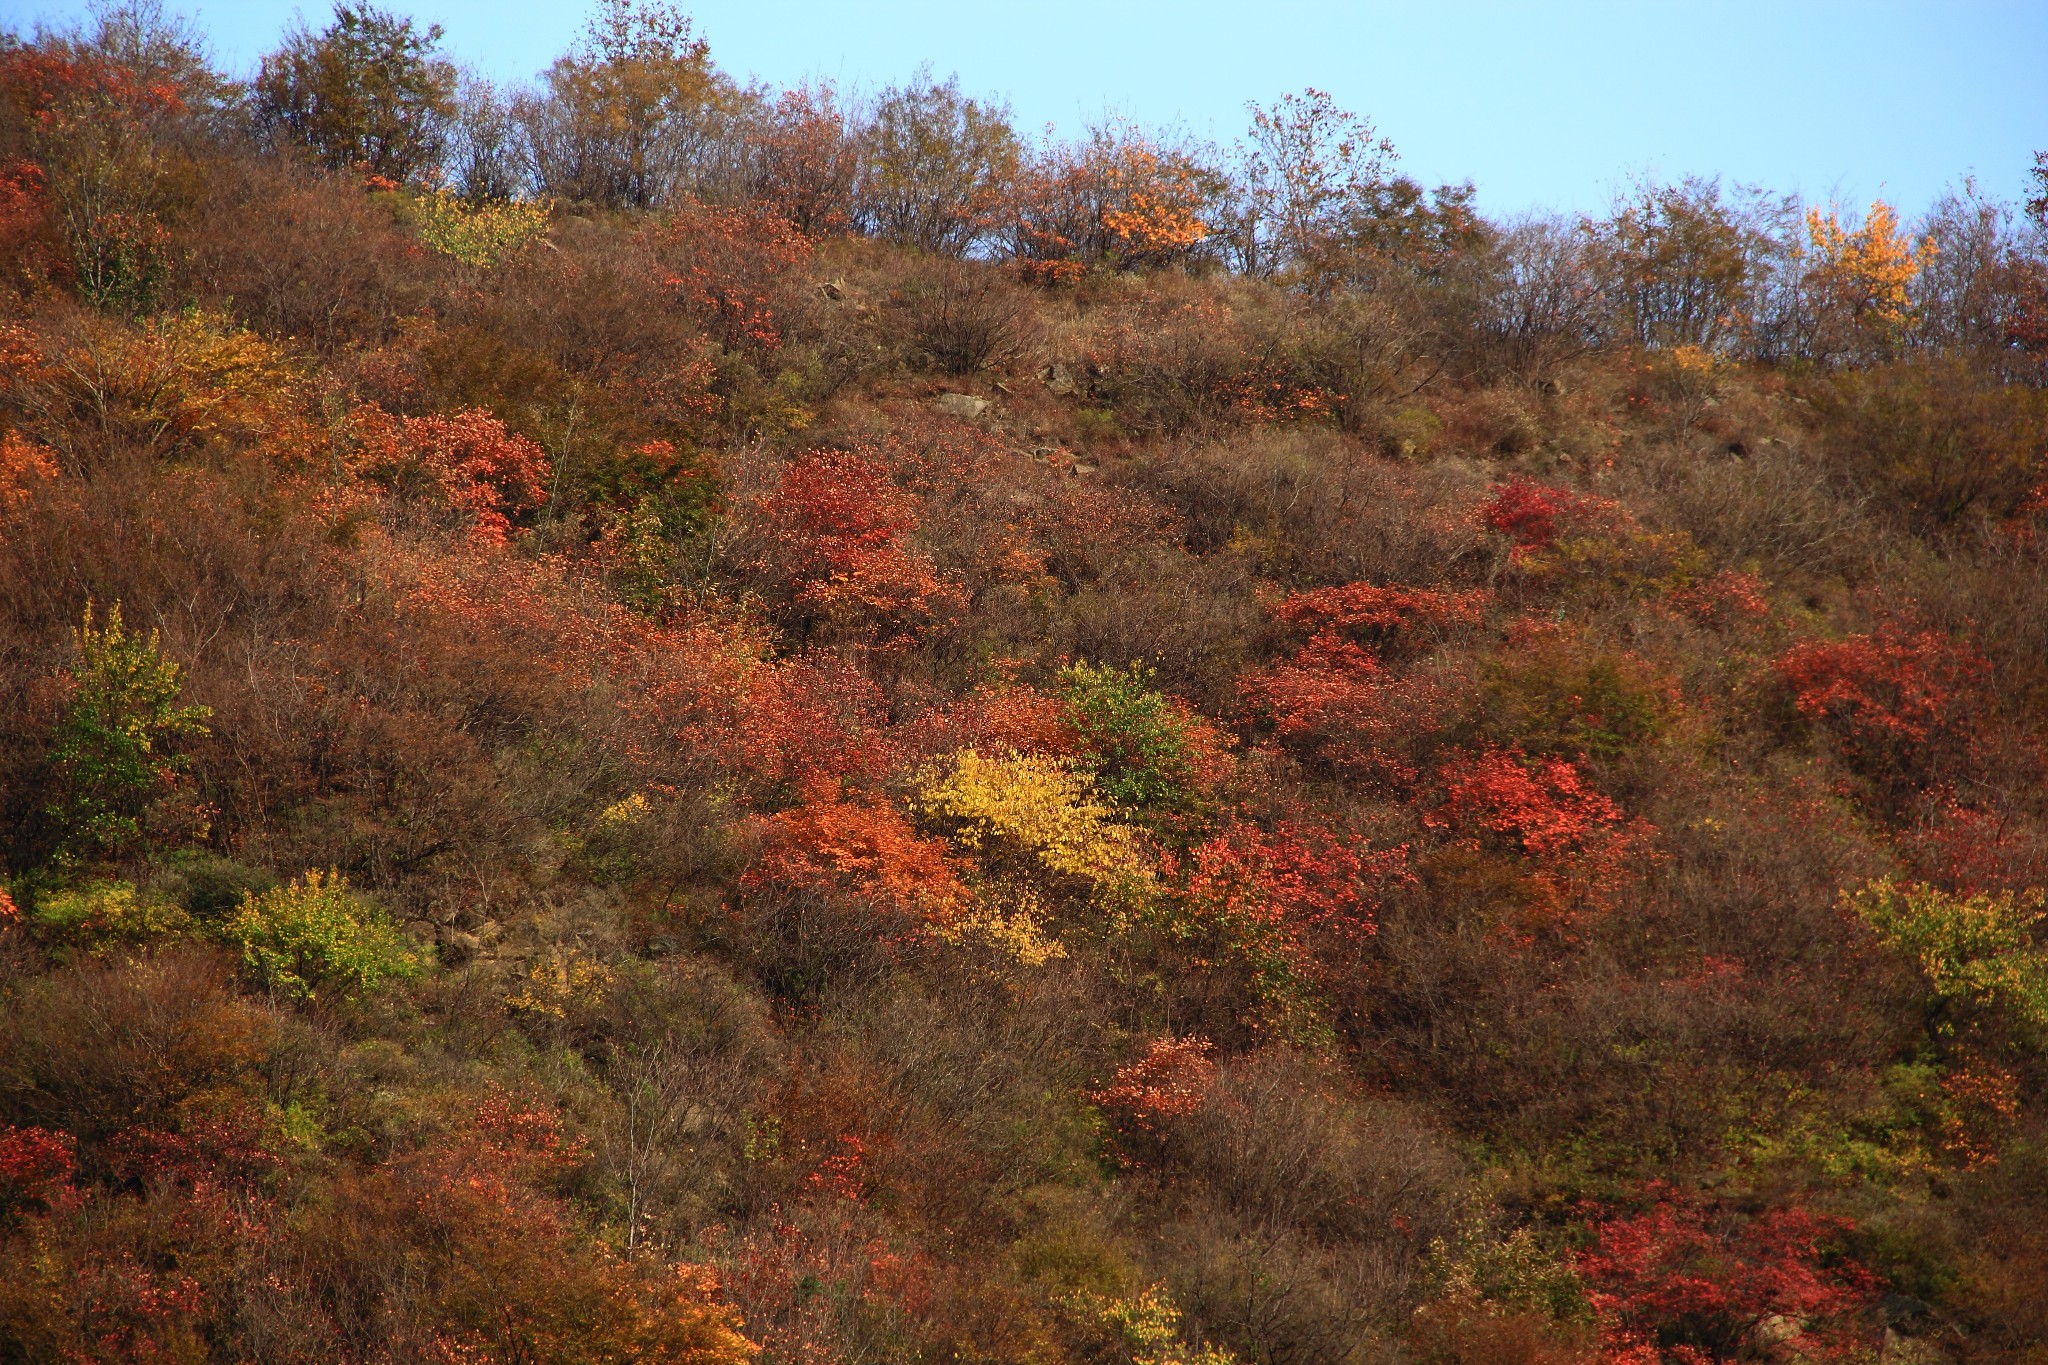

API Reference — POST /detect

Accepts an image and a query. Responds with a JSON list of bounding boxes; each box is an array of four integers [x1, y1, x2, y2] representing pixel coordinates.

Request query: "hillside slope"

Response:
[[4, 7, 2048, 1364]]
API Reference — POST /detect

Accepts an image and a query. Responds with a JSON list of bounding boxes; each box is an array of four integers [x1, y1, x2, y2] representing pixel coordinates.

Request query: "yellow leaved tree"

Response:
[[1800, 198, 1933, 363]]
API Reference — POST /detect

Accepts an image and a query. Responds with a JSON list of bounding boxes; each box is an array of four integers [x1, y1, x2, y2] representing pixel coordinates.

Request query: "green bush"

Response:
[[1056, 660, 1207, 816], [45, 601, 212, 866], [224, 869, 420, 1001]]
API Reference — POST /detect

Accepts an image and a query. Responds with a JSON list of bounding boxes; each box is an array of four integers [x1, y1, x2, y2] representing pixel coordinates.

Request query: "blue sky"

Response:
[[15, 0, 2046, 217]]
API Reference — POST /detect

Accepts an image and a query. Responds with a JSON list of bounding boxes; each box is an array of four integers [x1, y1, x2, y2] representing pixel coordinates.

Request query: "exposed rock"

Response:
[[1754, 1315, 1804, 1348], [1041, 363, 1076, 396], [1881, 1328, 1950, 1364], [934, 392, 988, 419]]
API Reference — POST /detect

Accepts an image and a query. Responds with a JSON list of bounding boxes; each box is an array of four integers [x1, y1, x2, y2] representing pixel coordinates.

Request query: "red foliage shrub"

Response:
[[104, 1099, 281, 1191], [0, 1124, 77, 1216], [1240, 632, 1462, 786], [1091, 1035, 1217, 1166], [1577, 1192, 1881, 1364], [1482, 478, 1617, 558], [644, 199, 816, 355], [1900, 796, 2048, 895], [731, 653, 895, 803], [748, 447, 964, 644], [1270, 582, 1488, 641], [1427, 746, 1651, 925], [1668, 570, 1772, 627], [1185, 818, 1408, 964], [1778, 625, 1989, 793], [351, 406, 551, 542]]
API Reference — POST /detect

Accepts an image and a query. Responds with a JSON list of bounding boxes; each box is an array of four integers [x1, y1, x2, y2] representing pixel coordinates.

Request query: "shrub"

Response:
[[222, 869, 419, 1000], [1482, 479, 1618, 558], [1269, 581, 1486, 646], [1480, 637, 1668, 764], [890, 255, 1033, 374], [0, 949, 272, 1148], [1778, 625, 1988, 797], [350, 405, 551, 542], [643, 199, 816, 356], [28, 880, 193, 953], [1576, 1194, 1881, 1364], [911, 749, 1155, 914], [1238, 632, 1463, 789], [742, 794, 967, 928], [4, 41, 188, 313], [1056, 661, 1219, 817], [744, 446, 963, 645], [1426, 746, 1651, 926], [1090, 1036, 1218, 1168], [404, 187, 551, 266], [1178, 819, 1408, 1038], [1806, 357, 2048, 528], [45, 601, 212, 867], [0, 1124, 77, 1220], [1059, 1282, 1239, 1365]]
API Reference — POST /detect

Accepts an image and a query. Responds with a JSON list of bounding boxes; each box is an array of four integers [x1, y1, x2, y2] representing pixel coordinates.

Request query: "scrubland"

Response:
[[4, 4, 2048, 1362]]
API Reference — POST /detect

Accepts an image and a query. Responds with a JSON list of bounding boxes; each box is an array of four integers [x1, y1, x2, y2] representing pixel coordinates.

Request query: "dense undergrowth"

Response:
[[4, 4, 2048, 1363]]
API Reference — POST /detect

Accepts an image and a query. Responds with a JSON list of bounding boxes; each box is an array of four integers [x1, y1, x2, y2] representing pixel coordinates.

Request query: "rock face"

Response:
[[934, 392, 988, 419]]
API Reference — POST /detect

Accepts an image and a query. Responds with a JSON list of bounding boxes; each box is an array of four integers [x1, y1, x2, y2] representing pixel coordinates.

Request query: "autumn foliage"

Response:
[[2, 6, 2047, 1362]]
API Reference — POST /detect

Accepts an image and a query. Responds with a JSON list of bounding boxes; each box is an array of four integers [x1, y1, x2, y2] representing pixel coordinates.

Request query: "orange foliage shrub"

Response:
[[1009, 125, 1210, 278], [1090, 1035, 1217, 1166], [0, 430, 59, 513], [743, 793, 966, 929], [351, 405, 550, 541], [0, 160, 60, 291], [293, 1123, 756, 1365]]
